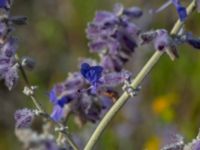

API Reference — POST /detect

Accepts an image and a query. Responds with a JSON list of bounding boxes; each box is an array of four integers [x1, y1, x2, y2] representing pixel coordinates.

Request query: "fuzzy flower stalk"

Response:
[[0, 0, 79, 149], [0, 0, 28, 90]]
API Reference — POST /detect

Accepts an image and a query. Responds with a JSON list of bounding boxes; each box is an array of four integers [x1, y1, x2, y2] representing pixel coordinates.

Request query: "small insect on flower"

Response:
[[102, 89, 119, 103]]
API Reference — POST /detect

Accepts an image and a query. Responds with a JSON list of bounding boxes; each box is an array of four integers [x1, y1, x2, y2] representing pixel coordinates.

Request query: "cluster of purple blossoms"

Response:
[[48, 2, 198, 124], [49, 62, 130, 124], [86, 3, 142, 72], [48, 4, 145, 124], [0, 0, 27, 90]]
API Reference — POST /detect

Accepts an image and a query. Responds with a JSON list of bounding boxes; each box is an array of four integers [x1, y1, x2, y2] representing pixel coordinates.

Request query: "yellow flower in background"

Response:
[[152, 93, 178, 115], [144, 136, 160, 150]]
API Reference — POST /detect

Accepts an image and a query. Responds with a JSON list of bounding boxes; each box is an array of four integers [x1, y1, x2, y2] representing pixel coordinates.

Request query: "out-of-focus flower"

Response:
[[0, 37, 19, 90], [152, 94, 177, 116], [193, 140, 200, 150], [144, 136, 160, 150], [0, 0, 27, 90], [171, 0, 187, 21], [15, 129, 60, 150], [14, 108, 34, 128], [150, 0, 187, 21], [152, 97, 171, 115], [0, 0, 10, 9], [4, 63, 18, 90], [184, 32, 200, 49], [183, 131, 200, 150]]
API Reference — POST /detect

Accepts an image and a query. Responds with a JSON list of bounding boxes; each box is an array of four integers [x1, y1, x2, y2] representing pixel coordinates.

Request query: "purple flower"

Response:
[[153, 29, 170, 51], [49, 87, 73, 122], [171, 0, 187, 21], [80, 63, 103, 87], [0, 0, 8, 8], [1, 37, 18, 57], [150, 0, 187, 21], [4, 64, 18, 90], [185, 33, 200, 49], [86, 4, 142, 72], [0, 56, 19, 90], [187, 38, 200, 49], [193, 140, 200, 150], [14, 108, 34, 128], [50, 105, 65, 122]]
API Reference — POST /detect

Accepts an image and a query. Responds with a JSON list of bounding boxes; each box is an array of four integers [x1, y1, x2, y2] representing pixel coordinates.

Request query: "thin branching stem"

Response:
[[15, 55, 79, 150], [84, 1, 197, 150]]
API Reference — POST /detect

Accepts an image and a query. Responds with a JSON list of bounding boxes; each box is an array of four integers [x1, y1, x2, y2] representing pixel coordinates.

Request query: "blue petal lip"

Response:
[[177, 6, 187, 21], [57, 96, 72, 108], [80, 63, 103, 85], [50, 105, 64, 122], [49, 88, 57, 104], [0, 0, 8, 8]]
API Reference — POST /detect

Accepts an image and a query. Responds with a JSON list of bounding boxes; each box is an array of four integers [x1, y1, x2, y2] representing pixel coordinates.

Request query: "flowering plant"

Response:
[[1, 0, 200, 149]]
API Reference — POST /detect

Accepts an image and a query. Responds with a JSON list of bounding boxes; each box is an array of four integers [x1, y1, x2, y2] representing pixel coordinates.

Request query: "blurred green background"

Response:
[[0, 0, 200, 149]]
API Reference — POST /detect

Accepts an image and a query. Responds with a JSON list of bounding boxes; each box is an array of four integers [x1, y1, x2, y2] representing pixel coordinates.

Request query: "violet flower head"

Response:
[[86, 4, 142, 72], [14, 108, 34, 129], [171, 0, 187, 21], [0, 0, 24, 90]]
